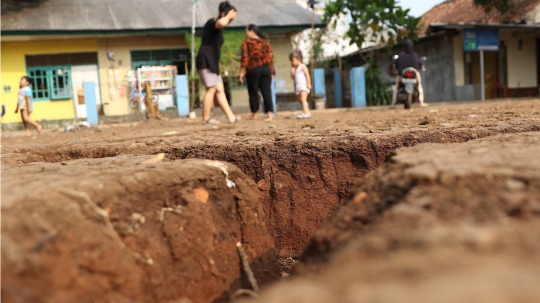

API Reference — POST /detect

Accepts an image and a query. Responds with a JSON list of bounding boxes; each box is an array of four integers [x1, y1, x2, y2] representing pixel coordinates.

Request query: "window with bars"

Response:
[[26, 66, 72, 101], [25, 53, 96, 101], [131, 49, 190, 68], [50, 67, 71, 99], [27, 68, 50, 100]]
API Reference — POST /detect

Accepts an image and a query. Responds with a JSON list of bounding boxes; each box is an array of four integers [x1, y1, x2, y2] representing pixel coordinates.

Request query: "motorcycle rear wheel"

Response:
[[404, 94, 412, 109]]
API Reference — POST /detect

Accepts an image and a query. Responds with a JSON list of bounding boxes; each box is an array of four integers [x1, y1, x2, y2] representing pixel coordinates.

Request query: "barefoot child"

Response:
[[15, 76, 42, 135], [289, 51, 312, 119]]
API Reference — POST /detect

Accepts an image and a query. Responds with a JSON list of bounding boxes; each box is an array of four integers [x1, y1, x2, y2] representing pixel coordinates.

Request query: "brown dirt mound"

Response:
[[242, 132, 540, 303], [1, 157, 279, 303]]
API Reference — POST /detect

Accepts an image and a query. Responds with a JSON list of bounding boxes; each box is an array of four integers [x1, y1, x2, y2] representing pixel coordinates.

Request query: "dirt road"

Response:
[[2, 99, 540, 302], [4, 100, 539, 258]]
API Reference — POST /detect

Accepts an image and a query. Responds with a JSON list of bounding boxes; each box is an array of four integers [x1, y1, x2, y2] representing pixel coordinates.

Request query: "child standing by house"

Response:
[[15, 76, 42, 135], [289, 51, 312, 119]]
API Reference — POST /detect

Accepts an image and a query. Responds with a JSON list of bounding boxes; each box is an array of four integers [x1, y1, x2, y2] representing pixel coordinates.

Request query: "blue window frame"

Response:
[[49, 66, 72, 99], [27, 68, 50, 100], [26, 66, 72, 101]]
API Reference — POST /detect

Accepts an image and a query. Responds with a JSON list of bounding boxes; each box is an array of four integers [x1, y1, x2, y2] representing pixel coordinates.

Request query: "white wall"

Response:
[[500, 31, 537, 88], [525, 4, 540, 24], [453, 31, 465, 86], [270, 34, 296, 93]]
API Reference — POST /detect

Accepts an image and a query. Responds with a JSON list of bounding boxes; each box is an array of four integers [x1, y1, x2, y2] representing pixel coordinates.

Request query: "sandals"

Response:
[[230, 116, 242, 124], [202, 118, 221, 125], [296, 114, 312, 119], [203, 116, 241, 125]]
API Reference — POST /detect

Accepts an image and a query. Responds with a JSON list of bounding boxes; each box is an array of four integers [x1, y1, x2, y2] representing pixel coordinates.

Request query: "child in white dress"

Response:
[[289, 51, 312, 119]]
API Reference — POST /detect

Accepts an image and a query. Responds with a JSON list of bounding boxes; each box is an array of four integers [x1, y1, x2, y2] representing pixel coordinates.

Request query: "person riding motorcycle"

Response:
[[391, 40, 427, 108]]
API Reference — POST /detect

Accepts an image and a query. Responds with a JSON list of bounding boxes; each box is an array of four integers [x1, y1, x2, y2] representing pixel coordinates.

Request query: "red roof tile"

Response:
[[418, 0, 540, 35]]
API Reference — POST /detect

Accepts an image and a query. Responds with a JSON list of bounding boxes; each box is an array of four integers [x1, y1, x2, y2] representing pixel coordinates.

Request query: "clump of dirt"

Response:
[[419, 115, 433, 125], [300, 132, 540, 268], [240, 132, 540, 303], [1, 157, 279, 303]]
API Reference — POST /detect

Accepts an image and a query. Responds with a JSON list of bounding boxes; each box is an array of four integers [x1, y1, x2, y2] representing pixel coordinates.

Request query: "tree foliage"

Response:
[[474, 0, 513, 15], [324, 0, 421, 50], [187, 31, 246, 76], [324, 0, 420, 106], [365, 60, 392, 106]]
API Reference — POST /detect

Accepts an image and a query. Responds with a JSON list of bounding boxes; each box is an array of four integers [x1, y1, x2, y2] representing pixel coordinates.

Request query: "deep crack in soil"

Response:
[[240, 132, 540, 303], [2, 100, 540, 265]]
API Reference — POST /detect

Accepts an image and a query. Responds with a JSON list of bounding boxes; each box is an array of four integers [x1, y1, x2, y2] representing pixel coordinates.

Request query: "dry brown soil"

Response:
[[2, 157, 279, 303], [3, 100, 540, 260], [242, 132, 540, 303]]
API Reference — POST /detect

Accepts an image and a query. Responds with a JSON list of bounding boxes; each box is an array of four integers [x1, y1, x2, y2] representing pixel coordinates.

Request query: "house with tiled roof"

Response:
[[343, 0, 540, 103], [418, 0, 540, 101], [1, 0, 322, 127], [419, 0, 540, 35]]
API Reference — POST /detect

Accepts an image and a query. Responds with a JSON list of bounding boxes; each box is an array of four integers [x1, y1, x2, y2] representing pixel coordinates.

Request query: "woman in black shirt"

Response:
[[196, 1, 239, 124]]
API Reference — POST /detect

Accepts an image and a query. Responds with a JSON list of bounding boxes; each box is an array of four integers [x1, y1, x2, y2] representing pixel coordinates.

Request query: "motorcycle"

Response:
[[392, 55, 426, 109], [397, 67, 420, 109]]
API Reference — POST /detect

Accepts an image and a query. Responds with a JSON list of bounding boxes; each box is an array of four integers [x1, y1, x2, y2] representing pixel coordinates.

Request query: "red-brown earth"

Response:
[[2, 100, 540, 302]]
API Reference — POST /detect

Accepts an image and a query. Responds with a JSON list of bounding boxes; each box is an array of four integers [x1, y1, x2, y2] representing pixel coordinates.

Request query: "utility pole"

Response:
[[480, 50, 485, 101], [310, 0, 315, 100], [190, 0, 197, 112]]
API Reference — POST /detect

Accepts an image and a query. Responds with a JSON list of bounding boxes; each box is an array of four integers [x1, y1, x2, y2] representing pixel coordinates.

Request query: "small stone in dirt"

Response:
[[162, 131, 179, 136], [236, 131, 246, 136], [132, 213, 145, 224], [352, 191, 367, 204], [61, 162, 68, 166], [257, 179, 271, 191], [505, 179, 527, 191], [302, 124, 315, 129], [141, 153, 165, 164], [302, 127, 311, 131], [269, 125, 276, 129], [419, 116, 433, 125], [193, 188, 209, 204]]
